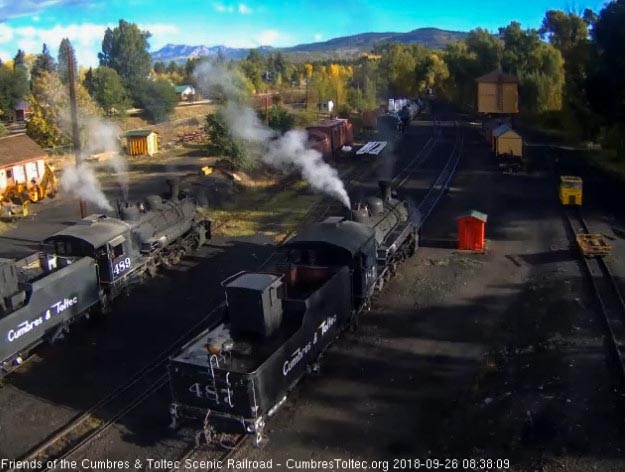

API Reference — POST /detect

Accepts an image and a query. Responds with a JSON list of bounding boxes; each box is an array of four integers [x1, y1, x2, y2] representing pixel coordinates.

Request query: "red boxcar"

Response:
[[306, 119, 353, 160]]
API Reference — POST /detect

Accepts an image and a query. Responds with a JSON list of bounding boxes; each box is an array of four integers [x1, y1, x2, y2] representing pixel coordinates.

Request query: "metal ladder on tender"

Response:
[[208, 353, 233, 406]]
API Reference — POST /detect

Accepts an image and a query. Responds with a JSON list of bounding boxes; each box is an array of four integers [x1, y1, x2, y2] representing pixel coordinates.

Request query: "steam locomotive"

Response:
[[168, 181, 418, 446], [0, 180, 211, 371]]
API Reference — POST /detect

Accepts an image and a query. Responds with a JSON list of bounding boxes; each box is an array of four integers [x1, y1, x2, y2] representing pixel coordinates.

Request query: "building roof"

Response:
[[125, 130, 157, 138], [492, 124, 512, 137], [14, 99, 30, 110], [175, 85, 193, 93], [497, 128, 522, 139], [283, 218, 375, 256], [0, 134, 47, 167], [458, 210, 488, 222], [476, 70, 518, 84], [307, 118, 349, 130]]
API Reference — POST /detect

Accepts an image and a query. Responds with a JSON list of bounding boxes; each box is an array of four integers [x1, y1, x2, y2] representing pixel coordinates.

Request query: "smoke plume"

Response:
[[59, 117, 129, 211], [60, 163, 113, 211], [195, 63, 351, 208]]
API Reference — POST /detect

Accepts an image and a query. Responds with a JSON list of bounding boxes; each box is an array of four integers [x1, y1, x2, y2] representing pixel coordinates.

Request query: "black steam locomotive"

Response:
[[0, 181, 211, 371], [168, 182, 417, 446]]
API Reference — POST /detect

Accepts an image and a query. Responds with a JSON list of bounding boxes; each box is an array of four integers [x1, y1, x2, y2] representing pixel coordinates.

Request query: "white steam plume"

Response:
[[59, 117, 128, 211], [83, 117, 129, 200], [60, 163, 113, 211], [195, 63, 351, 208]]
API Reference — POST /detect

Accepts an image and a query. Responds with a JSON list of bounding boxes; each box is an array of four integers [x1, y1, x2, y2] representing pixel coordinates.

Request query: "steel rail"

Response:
[[165, 120, 447, 466], [416, 121, 464, 226], [6, 301, 226, 472], [564, 207, 625, 394]]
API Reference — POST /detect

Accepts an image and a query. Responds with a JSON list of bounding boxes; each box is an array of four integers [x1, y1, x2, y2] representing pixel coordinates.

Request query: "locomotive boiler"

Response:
[[168, 181, 418, 445]]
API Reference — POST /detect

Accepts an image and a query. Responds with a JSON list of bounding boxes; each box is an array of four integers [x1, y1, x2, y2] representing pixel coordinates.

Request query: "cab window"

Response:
[[112, 243, 124, 259]]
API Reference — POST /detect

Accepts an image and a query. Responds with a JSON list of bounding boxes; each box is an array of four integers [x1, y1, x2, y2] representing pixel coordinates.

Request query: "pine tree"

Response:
[[58, 38, 77, 85], [31, 44, 56, 80]]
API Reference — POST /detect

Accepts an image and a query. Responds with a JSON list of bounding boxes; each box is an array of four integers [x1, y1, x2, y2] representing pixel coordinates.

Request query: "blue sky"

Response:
[[0, 0, 608, 67]]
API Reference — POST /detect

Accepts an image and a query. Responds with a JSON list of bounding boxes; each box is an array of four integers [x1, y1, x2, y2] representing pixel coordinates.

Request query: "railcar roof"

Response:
[[283, 218, 374, 255], [46, 216, 130, 248]]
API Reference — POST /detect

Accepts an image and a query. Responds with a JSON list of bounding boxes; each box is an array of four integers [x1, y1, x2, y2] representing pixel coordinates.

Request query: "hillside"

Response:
[[151, 27, 467, 63]]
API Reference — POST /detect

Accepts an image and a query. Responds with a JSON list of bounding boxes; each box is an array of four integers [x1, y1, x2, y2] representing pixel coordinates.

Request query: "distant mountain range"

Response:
[[151, 27, 468, 63]]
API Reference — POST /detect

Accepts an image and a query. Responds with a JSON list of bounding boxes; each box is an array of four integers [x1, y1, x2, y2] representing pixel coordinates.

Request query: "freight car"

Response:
[[306, 119, 353, 160], [0, 181, 211, 371], [168, 181, 418, 446]]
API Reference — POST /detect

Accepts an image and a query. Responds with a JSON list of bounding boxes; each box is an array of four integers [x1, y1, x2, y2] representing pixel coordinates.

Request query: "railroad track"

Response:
[[4, 301, 226, 472], [564, 207, 625, 397], [416, 121, 464, 226], [166, 119, 464, 467], [6, 119, 452, 470]]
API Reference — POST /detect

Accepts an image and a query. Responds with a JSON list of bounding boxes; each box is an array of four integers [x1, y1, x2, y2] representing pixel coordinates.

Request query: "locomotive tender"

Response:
[[0, 181, 211, 370], [168, 181, 418, 446]]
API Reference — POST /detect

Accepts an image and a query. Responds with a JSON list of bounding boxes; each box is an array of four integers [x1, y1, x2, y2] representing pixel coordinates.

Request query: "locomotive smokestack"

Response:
[[379, 180, 392, 201], [167, 179, 180, 200]]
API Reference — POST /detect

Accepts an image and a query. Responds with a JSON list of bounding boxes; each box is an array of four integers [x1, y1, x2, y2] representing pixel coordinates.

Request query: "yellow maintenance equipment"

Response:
[[560, 175, 583, 206], [200, 166, 213, 176], [0, 199, 30, 220], [576, 233, 611, 257]]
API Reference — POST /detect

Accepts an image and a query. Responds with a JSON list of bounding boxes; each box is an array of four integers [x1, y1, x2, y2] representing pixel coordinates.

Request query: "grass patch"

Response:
[[0, 219, 17, 234], [206, 180, 319, 240]]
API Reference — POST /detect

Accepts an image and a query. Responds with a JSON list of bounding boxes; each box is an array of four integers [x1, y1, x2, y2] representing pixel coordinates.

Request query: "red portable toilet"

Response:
[[457, 210, 488, 251]]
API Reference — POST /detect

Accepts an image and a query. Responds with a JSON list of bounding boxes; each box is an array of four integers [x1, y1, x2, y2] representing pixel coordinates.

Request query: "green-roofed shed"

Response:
[[125, 130, 158, 156]]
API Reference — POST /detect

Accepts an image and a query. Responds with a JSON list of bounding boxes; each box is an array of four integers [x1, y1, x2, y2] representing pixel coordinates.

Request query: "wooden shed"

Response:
[[125, 130, 158, 157], [476, 70, 518, 114], [494, 128, 523, 158], [457, 210, 488, 252], [483, 118, 507, 143], [0, 134, 55, 201], [491, 123, 511, 150]]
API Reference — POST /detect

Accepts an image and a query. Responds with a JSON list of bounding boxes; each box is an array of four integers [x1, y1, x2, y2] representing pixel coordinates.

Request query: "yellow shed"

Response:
[[494, 127, 523, 158], [476, 70, 519, 114], [125, 130, 158, 156]]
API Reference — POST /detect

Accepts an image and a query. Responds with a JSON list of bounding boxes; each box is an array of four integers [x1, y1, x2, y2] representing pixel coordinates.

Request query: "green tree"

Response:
[[57, 38, 77, 85], [98, 20, 152, 100], [0, 122, 7, 137], [134, 78, 178, 122], [31, 44, 56, 80], [153, 61, 166, 74], [541, 10, 597, 137], [27, 71, 100, 148], [205, 110, 253, 170], [0, 62, 28, 119], [258, 105, 294, 133], [84, 66, 129, 115], [587, 0, 625, 155], [13, 50, 26, 72]]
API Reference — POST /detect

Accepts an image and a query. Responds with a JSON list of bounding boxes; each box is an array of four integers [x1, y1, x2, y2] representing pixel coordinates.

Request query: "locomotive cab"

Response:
[[45, 215, 134, 285]]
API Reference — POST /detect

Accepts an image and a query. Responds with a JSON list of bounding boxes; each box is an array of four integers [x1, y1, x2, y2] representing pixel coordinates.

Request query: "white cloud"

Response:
[[214, 3, 253, 14], [314, 33, 323, 41], [0, 1, 94, 21], [1, 22, 177, 67], [257, 29, 279, 45], [238, 3, 252, 14], [0, 24, 13, 43], [213, 3, 234, 13]]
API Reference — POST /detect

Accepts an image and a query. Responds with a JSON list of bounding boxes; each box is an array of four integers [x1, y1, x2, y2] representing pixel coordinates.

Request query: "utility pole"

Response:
[[67, 52, 87, 218]]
